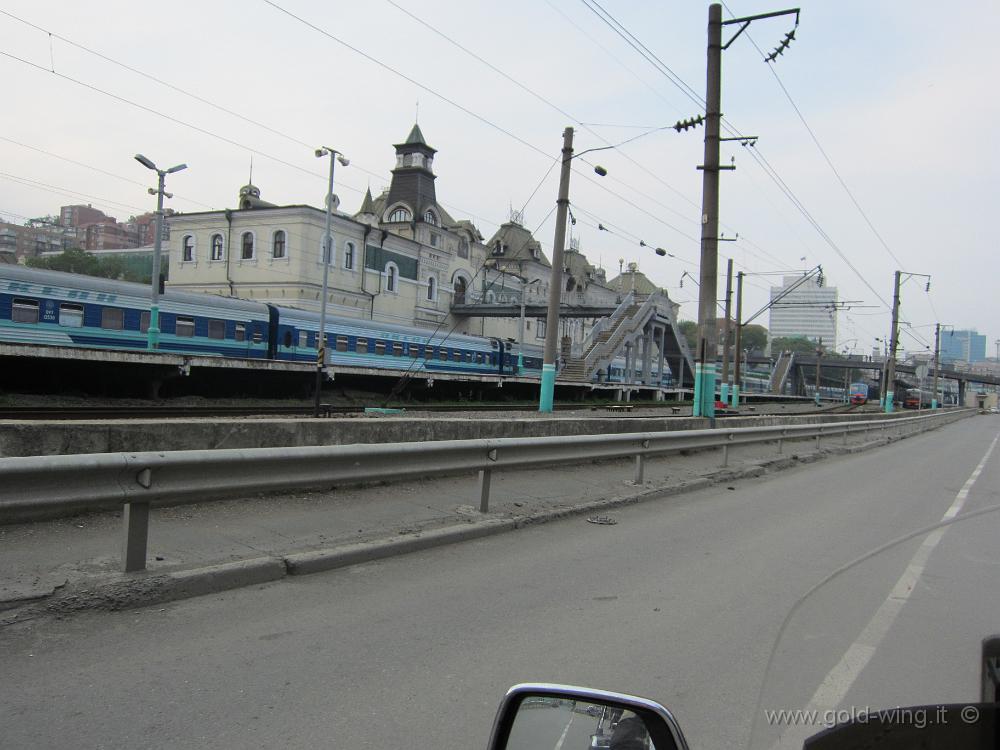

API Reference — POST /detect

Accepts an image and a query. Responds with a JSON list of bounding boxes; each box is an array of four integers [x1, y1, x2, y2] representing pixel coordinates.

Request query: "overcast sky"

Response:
[[2, 1, 997, 356]]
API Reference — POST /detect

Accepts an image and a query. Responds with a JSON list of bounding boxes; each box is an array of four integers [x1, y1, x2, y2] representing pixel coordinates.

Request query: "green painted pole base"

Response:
[[693, 363, 716, 418], [730, 385, 740, 407], [539, 364, 556, 413], [885, 390, 895, 414], [517, 352, 524, 375], [147, 306, 160, 351], [931, 399, 938, 409], [720, 383, 730, 404]]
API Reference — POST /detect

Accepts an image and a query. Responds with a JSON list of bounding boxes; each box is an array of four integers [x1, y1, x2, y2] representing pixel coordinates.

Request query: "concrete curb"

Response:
[[0, 417, 964, 625], [284, 518, 517, 575]]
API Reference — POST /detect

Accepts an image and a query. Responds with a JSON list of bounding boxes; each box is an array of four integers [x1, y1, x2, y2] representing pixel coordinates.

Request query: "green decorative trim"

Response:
[[365, 245, 418, 280]]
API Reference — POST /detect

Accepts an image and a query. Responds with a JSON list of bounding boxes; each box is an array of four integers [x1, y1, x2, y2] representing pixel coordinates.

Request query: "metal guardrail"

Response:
[[0, 408, 972, 572]]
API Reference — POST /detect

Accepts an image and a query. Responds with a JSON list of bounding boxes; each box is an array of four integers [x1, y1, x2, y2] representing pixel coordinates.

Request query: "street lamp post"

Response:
[[538, 127, 608, 413], [313, 147, 350, 417], [134, 154, 186, 350], [519, 278, 541, 374]]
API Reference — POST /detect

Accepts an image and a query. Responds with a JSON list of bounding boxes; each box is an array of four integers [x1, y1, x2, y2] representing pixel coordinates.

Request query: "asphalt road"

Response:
[[2, 416, 998, 750]]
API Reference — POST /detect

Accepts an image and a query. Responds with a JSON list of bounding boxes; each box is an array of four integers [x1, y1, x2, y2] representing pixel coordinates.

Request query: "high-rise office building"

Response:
[[768, 274, 838, 347]]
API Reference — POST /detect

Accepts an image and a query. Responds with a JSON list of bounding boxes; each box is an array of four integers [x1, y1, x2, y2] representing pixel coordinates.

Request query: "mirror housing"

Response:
[[487, 683, 689, 750]]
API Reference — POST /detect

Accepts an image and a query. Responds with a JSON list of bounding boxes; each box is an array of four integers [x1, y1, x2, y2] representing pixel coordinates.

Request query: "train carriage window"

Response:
[[375, 341, 386, 356], [451, 350, 462, 362], [11, 298, 39, 323], [299, 331, 309, 348], [140, 311, 150, 333], [252, 330, 263, 344], [439, 349, 448, 361], [101, 308, 125, 330], [282, 330, 293, 348], [208, 320, 226, 340], [175, 316, 195, 337], [475, 352, 484, 364], [335, 335, 348, 352], [235, 324, 246, 342], [58, 303, 84, 328], [424, 347, 433, 360], [393, 342, 404, 356], [356, 338, 369, 354], [465, 351, 473, 362]]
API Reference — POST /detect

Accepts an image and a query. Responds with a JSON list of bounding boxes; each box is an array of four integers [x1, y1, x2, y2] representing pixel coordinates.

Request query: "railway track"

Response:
[[0, 402, 604, 420]]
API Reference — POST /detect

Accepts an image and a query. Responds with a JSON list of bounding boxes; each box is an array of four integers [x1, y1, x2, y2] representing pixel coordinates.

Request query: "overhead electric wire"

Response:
[[0, 172, 147, 214], [575, 0, 899, 317], [0, 13, 508, 232], [0, 136, 217, 210], [385, 0, 702, 223], [2, 6, 719, 277], [720, 1, 906, 269]]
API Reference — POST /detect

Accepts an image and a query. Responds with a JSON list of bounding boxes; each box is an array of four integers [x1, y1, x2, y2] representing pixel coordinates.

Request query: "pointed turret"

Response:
[[385, 123, 438, 224], [359, 187, 376, 216]]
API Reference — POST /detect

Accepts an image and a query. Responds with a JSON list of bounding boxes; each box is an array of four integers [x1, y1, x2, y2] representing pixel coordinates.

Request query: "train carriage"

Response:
[[0, 265, 271, 358]]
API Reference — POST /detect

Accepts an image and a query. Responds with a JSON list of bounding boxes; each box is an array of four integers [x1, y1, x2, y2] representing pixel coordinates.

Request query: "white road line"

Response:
[[773, 430, 1000, 749], [553, 712, 574, 750]]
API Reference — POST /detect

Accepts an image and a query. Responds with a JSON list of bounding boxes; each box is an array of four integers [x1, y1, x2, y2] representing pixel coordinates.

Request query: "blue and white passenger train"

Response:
[[0, 265, 553, 377]]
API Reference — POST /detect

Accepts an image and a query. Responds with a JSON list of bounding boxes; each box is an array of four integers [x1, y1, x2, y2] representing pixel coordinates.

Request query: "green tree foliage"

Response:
[[740, 324, 768, 352], [25, 249, 151, 284], [678, 320, 698, 350], [681, 320, 770, 354], [771, 336, 824, 355]]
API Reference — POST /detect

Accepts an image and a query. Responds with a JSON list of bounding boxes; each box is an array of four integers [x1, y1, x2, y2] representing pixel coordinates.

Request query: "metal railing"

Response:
[[0, 409, 972, 572], [584, 294, 660, 378]]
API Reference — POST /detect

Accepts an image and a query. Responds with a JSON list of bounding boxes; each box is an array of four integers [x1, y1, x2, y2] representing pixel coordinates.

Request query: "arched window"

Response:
[[181, 235, 195, 262], [453, 276, 468, 305], [344, 241, 355, 270], [385, 263, 399, 293], [387, 207, 411, 223], [240, 232, 255, 260], [210, 233, 224, 261], [423, 209, 438, 226], [318, 236, 334, 266], [426, 276, 437, 301], [272, 230, 286, 259]]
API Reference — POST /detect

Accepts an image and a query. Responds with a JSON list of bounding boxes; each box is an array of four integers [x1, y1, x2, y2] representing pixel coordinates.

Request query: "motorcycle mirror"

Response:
[[487, 683, 689, 750]]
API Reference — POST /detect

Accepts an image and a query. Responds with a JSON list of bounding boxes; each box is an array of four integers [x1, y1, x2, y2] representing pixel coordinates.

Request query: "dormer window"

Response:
[[493, 242, 504, 256], [387, 207, 411, 223], [423, 209, 438, 226]]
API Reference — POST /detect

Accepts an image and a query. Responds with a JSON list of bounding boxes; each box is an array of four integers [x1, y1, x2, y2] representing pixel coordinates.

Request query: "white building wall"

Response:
[[768, 275, 838, 346]]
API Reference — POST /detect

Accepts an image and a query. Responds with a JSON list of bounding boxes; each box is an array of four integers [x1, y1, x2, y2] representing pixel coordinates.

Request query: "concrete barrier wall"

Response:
[[0, 409, 936, 458]]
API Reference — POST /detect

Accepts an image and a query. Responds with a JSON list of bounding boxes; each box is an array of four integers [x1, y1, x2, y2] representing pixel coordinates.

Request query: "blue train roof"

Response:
[[0, 265, 270, 316]]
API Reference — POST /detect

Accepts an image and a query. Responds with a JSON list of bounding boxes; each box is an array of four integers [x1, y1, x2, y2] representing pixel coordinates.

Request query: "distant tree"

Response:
[[26, 248, 99, 276], [95, 255, 126, 279], [771, 336, 823, 355], [740, 324, 768, 353], [678, 320, 698, 350]]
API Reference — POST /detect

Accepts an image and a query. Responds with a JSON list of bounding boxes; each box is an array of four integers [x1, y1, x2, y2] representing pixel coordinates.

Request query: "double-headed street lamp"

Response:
[[313, 147, 350, 417], [134, 154, 186, 350]]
